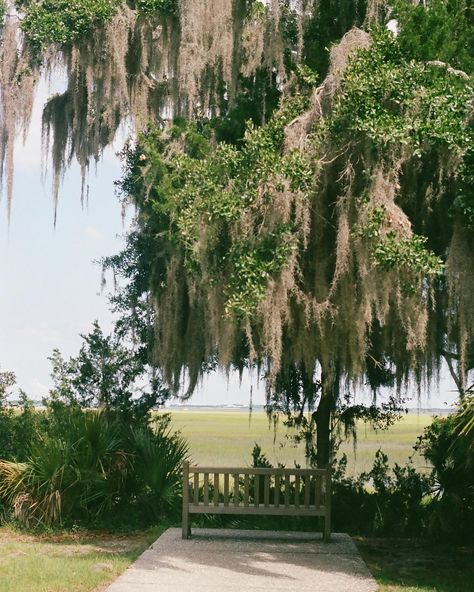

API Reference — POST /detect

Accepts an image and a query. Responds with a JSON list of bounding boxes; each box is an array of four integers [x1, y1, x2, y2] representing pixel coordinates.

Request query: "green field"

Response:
[[165, 410, 435, 475]]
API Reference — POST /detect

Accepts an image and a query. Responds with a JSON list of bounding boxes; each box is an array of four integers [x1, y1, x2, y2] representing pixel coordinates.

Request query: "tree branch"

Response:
[[425, 61, 470, 81]]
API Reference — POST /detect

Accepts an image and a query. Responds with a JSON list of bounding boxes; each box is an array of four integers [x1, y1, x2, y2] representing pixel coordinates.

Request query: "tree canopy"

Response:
[[2, 0, 474, 465]]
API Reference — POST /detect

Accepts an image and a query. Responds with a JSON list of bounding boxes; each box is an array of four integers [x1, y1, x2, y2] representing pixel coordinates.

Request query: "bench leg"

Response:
[[182, 461, 191, 539], [182, 510, 190, 539], [323, 513, 331, 543]]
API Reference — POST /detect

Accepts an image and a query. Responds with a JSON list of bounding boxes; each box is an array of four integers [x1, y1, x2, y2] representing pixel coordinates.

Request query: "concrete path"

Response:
[[106, 528, 378, 592]]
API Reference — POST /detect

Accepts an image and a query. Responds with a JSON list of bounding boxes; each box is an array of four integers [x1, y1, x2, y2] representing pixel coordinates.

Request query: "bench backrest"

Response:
[[182, 462, 331, 540]]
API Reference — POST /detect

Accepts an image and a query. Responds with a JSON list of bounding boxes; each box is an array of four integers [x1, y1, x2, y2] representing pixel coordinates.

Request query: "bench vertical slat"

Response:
[[233, 474, 239, 507], [284, 474, 290, 508], [295, 474, 300, 508], [182, 461, 190, 539], [314, 475, 322, 509], [224, 473, 229, 506], [244, 474, 249, 507], [304, 475, 310, 508], [274, 475, 280, 507], [254, 475, 260, 507], [214, 473, 219, 506], [203, 473, 209, 506], [193, 472, 199, 504], [264, 475, 270, 507]]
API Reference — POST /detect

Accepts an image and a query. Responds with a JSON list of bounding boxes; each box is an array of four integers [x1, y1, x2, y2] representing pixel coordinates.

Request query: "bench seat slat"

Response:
[[189, 467, 327, 476], [188, 504, 326, 516]]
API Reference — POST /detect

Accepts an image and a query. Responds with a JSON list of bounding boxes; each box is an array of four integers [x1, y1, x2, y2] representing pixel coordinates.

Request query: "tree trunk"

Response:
[[315, 368, 338, 468]]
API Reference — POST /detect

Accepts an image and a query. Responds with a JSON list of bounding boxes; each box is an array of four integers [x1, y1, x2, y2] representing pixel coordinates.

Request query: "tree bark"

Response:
[[315, 368, 338, 468]]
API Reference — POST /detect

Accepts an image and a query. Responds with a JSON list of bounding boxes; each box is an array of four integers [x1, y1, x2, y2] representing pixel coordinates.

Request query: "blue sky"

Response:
[[0, 76, 460, 409]]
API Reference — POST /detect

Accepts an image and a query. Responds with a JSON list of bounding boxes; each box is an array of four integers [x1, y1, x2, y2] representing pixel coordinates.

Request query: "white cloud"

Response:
[[29, 379, 50, 398], [18, 322, 62, 344], [84, 225, 103, 242]]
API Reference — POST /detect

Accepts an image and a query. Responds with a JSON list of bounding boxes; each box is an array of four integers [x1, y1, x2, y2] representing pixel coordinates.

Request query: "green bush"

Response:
[[415, 412, 474, 541], [0, 374, 44, 462], [0, 407, 188, 528], [331, 451, 432, 536], [21, 0, 120, 47]]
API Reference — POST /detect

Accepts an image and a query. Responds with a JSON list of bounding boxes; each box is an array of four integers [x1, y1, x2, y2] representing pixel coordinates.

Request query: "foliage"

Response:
[[303, 0, 369, 76], [0, 371, 17, 460], [0, 410, 129, 526], [415, 411, 474, 540], [0, 406, 189, 527], [327, 28, 473, 165], [250, 442, 433, 537], [456, 149, 474, 230], [354, 205, 444, 293], [0, 372, 43, 462], [108, 25, 474, 467], [3, 0, 474, 478], [453, 390, 474, 445], [395, 0, 474, 75], [48, 321, 169, 424], [331, 450, 433, 536], [111, 95, 312, 377], [21, 0, 120, 47], [130, 415, 189, 519], [133, 0, 177, 16], [124, 102, 308, 318]]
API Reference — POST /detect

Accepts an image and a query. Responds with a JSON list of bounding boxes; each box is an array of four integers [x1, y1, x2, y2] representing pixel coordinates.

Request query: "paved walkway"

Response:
[[106, 528, 378, 592]]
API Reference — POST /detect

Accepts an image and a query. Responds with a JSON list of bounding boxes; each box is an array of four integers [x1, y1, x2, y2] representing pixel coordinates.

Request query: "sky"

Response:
[[0, 74, 461, 410]]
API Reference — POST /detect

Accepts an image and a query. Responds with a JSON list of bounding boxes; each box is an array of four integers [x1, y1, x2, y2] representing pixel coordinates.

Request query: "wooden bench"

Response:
[[182, 462, 332, 541]]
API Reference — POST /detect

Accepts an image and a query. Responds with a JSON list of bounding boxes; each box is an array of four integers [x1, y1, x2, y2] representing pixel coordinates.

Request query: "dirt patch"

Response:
[[0, 527, 152, 556]]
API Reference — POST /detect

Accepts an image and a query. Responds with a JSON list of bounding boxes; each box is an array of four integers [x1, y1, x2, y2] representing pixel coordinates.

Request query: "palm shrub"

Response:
[[131, 415, 189, 520], [415, 411, 474, 541], [453, 391, 474, 452], [0, 408, 188, 527], [0, 410, 130, 526]]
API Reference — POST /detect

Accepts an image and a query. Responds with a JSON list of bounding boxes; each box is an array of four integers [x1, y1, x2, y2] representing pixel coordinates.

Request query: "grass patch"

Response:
[[0, 525, 166, 592], [165, 410, 434, 474], [356, 537, 474, 592]]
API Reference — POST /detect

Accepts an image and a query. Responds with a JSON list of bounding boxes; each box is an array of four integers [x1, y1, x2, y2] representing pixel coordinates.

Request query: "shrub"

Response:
[[331, 451, 432, 536], [415, 412, 474, 541], [130, 415, 190, 519], [0, 408, 188, 528], [248, 443, 432, 537]]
